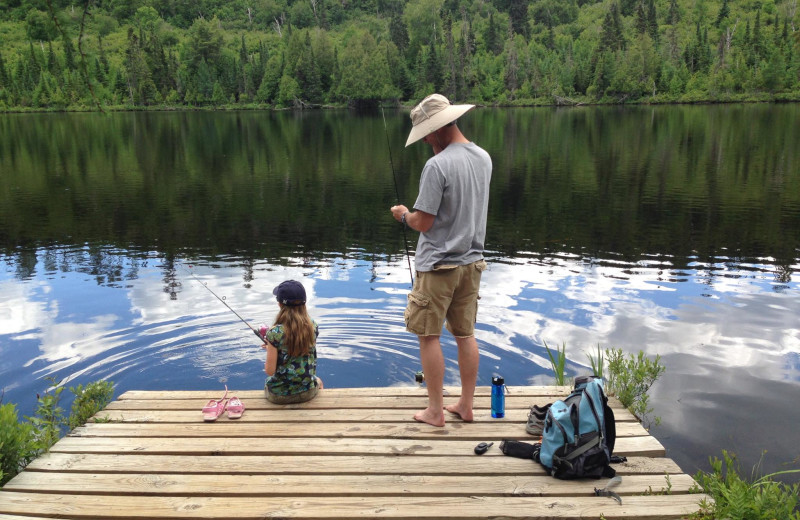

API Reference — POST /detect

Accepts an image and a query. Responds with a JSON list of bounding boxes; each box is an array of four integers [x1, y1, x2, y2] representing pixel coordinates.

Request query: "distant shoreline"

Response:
[[3, 94, 800, 114]]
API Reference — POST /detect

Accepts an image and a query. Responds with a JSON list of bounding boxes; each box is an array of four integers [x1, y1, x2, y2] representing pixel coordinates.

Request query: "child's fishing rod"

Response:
[[381, 107, 415, 288], [183, 265, 265, 343]]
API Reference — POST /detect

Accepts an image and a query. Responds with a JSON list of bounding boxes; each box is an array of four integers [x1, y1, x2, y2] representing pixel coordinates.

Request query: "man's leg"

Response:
[[414, 334, 446, 427], [445, 335, 479, 422]]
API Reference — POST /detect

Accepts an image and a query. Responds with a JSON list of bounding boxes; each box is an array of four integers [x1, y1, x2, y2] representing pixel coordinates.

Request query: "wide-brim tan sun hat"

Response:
[[405, 93, 475, 147]]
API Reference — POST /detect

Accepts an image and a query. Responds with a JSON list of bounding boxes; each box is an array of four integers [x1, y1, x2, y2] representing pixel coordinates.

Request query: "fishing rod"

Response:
[[381, 107, 415, 288], [183, 265, 266, 343]]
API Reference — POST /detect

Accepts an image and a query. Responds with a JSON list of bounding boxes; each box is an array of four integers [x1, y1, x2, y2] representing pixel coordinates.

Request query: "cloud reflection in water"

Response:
[[1, 249, 798, 481]]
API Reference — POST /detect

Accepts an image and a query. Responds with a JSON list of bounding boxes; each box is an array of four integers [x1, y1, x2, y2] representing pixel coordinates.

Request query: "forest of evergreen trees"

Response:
[[0, 0, 799, 110]]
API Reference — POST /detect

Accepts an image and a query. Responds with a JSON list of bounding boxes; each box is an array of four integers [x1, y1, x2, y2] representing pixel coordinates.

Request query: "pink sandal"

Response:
[[201, 385, 228, 421], [226, 396, 245, 419]]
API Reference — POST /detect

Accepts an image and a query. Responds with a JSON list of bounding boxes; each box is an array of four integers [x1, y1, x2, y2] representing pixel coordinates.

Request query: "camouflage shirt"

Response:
[[265, 320, 319, 396]]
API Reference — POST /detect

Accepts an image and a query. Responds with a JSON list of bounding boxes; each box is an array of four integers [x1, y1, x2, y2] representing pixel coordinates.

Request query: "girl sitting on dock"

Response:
[[260, 280, 323, 404]]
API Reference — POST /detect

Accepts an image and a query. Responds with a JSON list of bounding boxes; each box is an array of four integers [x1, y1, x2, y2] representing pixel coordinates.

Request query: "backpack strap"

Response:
[[594, 475, 622, 504], [559, 431, 601, 462], [499, 440, 538, 459]]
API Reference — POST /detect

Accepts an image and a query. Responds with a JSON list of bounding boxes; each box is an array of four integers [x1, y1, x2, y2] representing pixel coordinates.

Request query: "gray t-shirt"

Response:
[[412, 142, 492, 272]]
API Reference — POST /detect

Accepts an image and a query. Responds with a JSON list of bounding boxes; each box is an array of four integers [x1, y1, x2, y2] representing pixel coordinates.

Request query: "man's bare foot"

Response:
[[413, 408, 445, 427], [445, 404, 474, 422]]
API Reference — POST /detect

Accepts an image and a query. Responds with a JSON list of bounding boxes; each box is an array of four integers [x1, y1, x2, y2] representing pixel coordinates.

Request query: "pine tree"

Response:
[[0, 51, 8, 89], [508, 1, 529, 38], [504, 33, 519, 97], [485, 12, 501, 55], [646, 0, 658, 43], [256, 52, 283, 103], [743, 20, 751, 47], [781, 19, 789, 49], [600, 3, 625, 52], [93, 56, 107, 87], [28, 41, 42, 81], [752, 10, 764, 60], [591, 50, 614, 96], [239, 35, 249, 66], [125, 28, 158, 104], [112, 67, 129, 104], [635, 1, 649, 35], [667, 0, 680, 26], [424, 40, 443, 92], [195, 59, 213, 103], [389, 13, 409, 56], [620, 0, 637, 17], [98, 34, 110, 75], [684, 23, 712, 73], [239, 35, 249, 98], [462, 8, 476, 56], [292, 32, 320, 103], [47, 41, 60, 76], [442, 13, 457, 99], [63, 35, 76, 71], [715, 0, 730, 28], [211, 80, 226, 105]]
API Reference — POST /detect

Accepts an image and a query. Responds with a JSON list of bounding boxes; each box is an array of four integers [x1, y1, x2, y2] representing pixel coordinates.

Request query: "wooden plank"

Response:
[[117, 386, 575, 400], [49, 435, 666, 458], [0, 491, 711, 519], [92, 407, 640, 423], [0, 516, 66, 520], [3, 471, 698, 497], [106, 395, 624, 411], [24, 453, 682, 476], [70, 420, 654, 440]]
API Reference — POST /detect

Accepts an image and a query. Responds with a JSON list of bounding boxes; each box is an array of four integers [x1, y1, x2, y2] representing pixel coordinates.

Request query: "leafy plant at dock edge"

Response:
[[544, 340, 568, 385], [545, 344, 664, 428], [689, 450, 800, 520], [0, 378, 114, 486], [586, 343, 605, 380], [605, 348, 665, 429], [0, 401, 38, 486], [26, 378, 67, 451], [68, 380, 115, 429]]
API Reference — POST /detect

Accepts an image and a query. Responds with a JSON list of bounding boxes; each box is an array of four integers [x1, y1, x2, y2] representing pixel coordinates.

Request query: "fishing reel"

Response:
[[254, 325, 267, 341]]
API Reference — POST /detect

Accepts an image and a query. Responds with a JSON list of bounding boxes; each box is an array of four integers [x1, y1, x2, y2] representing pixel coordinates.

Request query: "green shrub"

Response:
[[605, 348, 664, 428], [0, 403, 37, 486], [26, 381, 67, 452], [68, 380, 114, 429], [1, 378, 115, 487], [691, 450, 800, 520]]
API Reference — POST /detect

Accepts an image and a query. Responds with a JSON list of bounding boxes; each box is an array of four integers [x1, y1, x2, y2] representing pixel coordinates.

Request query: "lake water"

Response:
[[1, 105, 799, 483]]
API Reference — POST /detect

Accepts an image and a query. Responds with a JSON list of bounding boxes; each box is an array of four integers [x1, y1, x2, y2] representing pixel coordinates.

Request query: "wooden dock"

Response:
[[0, 385, 709, 519]]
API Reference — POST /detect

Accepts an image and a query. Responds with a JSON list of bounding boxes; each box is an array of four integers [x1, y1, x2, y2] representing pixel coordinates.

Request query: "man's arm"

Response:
[[391, 205, 435, 232]]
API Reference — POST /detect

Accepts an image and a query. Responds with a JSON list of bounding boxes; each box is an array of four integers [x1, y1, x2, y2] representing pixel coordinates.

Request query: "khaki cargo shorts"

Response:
[[404, 259, 487, 337]]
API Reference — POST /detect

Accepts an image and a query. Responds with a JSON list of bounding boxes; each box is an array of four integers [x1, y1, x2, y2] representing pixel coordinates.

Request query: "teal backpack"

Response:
[[535, 375, 617, 479]]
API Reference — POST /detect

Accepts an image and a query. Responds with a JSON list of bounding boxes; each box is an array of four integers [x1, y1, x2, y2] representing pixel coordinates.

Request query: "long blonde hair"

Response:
[[273, 304, 316, 357]]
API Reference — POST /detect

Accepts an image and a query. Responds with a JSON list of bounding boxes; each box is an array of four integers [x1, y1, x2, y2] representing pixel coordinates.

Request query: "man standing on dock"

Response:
[[390, 93, 492, 427]]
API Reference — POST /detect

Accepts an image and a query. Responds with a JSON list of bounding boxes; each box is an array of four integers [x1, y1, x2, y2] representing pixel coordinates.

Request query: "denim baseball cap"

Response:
[[273, 280, 306, 306]]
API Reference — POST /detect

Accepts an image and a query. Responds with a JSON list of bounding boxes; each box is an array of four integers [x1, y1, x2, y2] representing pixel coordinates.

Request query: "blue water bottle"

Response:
[[491, 376, 506, 418]]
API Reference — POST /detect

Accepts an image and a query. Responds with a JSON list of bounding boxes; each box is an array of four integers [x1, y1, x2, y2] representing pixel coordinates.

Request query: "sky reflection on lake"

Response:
[[1, 246, 798, 480]]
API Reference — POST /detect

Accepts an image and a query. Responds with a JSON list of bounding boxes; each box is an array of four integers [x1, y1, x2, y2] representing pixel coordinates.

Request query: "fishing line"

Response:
[[381, 107, 415, 288], [183, 264, 265, 343]]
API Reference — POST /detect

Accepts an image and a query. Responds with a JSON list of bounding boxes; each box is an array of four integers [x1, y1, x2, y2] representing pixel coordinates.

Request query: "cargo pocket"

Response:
[[473, 260, 487, 323], [405, 291, 430, 335]]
